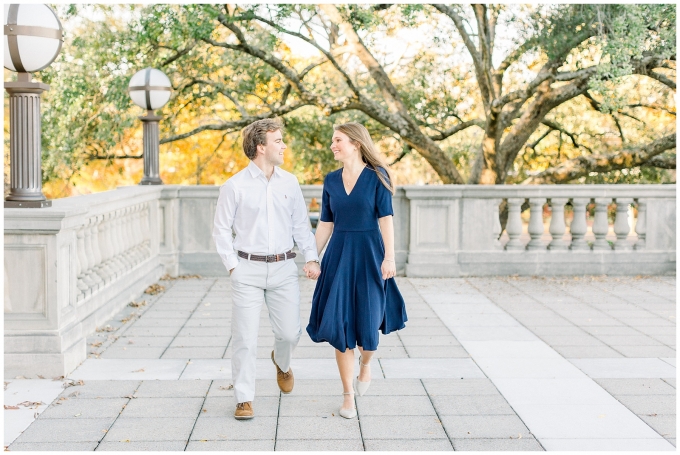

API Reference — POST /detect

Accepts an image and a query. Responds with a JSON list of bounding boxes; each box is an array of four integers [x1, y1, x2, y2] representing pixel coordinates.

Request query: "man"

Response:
[[213, 118, 321, 420]]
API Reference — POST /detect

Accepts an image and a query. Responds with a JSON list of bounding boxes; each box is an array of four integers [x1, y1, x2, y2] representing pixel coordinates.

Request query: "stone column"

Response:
[[548, 198, 569, 250], [526, 198, 547, 251], [614, 198, 634, 251], [592, 198, 612, 251], [569, 198, 591, 251], [4, 73, 51, 208], [139, 112, 163, 185], [505, 198, 525, 251], [635, 199, 646, 250]]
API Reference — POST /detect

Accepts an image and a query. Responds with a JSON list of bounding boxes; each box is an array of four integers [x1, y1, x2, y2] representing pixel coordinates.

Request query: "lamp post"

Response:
[[3, 4, 63, 208], [128, 68, 172, 185]]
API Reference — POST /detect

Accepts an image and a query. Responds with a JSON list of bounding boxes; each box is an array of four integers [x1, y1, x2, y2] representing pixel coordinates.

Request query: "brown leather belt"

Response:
[[237, 250, 296, 263]]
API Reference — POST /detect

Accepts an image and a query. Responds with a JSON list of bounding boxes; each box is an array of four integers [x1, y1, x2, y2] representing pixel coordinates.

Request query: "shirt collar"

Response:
[[247, 160, 281, 179]]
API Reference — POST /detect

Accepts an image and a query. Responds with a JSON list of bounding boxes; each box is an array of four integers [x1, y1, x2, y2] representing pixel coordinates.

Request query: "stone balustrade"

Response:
[[4, 183, 675, 377]]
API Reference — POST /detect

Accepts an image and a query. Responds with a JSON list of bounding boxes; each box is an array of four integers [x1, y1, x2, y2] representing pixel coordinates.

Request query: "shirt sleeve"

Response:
[[320, 174, 334, 222], [375, 167, 394, 218], [291, 182, 320, 263], [212, 181, 240, 271]]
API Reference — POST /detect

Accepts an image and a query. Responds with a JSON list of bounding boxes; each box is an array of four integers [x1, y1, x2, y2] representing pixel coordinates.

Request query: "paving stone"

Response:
[[359, 415, 447, 439], [190, 416, 277, 440], [114, 337, 174, 347], [96, 441, 187, 450], [184, 318, 231, 328], [279, 395, 343, 417], [537, 334, 605, 346], [638, 414, 676, 439], [431, 394, 515, 416], [355, 378, 428, 396], [137, 310, 193, 318], [440, 415, 530, 439], [178, 327, 230, 337], [594, 379, 676, 395], [450, 438, 544, 451], [422, 379, 499, 396], [38, 398, 127, 419], [130, 318, 188, 328], [288, 379, 347, 396], [356, 395, 436, 416], [103, 417, 195, 442], [11, 418, 115, 443], [8, 442, 99, 451], [169, 336, 231, 347], [134, 380, 211, 397], [100, 347, 166, 359], [290, 346, 344, 359], [609, 345, 677, 357], [529, 326, 587, 336], [162, 347, 226, 359], [613, 395, 676, 415], [124, 326, 181, 337], [662, 378, 676, 388], [398, 335, 461, 346], [397, 326, 454, 336], [274, 439, 364, 451], [553, 345, 624, 358], [185, 440, 275, 450], [57, 381, 141, 399], [403, 346, 470, 358], [276, 416, 361, 440], [118, 397, 204, 418], [202, 396, 279, 417], [363, 439, 454, 451], [207, 379, 280, 397], [597, 335, 667, 346]]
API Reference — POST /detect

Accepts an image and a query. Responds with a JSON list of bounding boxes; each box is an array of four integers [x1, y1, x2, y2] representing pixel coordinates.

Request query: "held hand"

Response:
[[303, 261, 321, 280], [381, 259, 396, 280]]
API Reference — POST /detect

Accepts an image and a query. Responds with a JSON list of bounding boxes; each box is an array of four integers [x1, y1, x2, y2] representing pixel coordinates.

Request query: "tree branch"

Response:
[[428, 119, 485, 141], [522, 134, 676, 184], [540, 120, 593, 153], [643, 154, 676, 169]]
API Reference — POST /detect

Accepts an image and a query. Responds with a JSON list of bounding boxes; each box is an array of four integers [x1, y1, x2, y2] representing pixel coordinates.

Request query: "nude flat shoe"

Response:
[[339, 391, 357, 419], [354, 355, 371, 396]]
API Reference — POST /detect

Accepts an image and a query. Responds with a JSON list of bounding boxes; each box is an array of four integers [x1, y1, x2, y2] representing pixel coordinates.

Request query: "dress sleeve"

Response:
[[375, 167, 394, 218], [320, 174, 334, 222]]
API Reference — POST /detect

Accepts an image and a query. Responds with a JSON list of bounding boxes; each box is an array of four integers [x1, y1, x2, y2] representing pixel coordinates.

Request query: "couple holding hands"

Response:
[[213, 118, 407, 420]]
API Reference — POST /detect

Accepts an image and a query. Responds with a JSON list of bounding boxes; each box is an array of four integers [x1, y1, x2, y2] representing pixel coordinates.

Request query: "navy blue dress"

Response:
[[306, 166, 407, 352]]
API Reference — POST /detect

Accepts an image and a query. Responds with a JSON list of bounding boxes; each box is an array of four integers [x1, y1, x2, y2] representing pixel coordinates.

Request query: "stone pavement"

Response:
[[4, 275, 676, 451]]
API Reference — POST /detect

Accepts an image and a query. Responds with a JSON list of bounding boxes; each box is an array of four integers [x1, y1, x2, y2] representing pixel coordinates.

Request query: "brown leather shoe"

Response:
[[271, 350, 294, 394], [234, 401, 254, 420]]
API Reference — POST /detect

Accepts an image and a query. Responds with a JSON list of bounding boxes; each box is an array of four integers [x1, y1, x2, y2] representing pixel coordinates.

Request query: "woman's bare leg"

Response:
[[357, 346, 375, 382], [336, 348, 355, 409]]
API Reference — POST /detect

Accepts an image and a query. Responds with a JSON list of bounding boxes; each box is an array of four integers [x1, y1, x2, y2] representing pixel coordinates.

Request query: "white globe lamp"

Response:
[[3, 4, 64, 208], [128, 68, 172, 185]]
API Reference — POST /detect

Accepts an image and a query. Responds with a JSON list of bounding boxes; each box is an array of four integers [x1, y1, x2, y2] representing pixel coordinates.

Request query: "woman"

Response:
[[306, 122, 407, 418]]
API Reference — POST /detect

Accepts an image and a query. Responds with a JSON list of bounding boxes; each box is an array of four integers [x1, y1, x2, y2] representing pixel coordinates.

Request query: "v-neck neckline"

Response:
[[341, 166, 367, 197]]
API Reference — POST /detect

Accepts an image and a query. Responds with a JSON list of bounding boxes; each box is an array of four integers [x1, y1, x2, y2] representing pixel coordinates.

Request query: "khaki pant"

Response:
[[230, 257, 301, 403]]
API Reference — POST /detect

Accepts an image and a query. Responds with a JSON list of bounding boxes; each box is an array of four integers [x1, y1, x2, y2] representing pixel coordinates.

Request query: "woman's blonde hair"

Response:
[[334, 122, 395, 195]]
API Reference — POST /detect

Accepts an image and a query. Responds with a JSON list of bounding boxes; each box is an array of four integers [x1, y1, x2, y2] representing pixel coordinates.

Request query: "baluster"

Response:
[[548, 198, 569, 250], [111, 209, 128, 272], [614, 198, 634, 251], [592, 197, 612, 251], [635, 199, 646, 250], [84, 217, 104, 289], [505, 198, 525, 251], [142, 203, 152, 256], [526, 198, 547, 251], [493, 199, 503, 250], [124, 206, 137, 265], [569, 198, 591, 251], [75, 226, 91, 300], [98, 213, 115, 283], [118, 208, 134, 269], [90, 215, 106, 282], [131, 204, 145, 263]]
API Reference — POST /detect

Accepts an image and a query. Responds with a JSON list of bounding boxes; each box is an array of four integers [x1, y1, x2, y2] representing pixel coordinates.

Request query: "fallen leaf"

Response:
[[121, 439, 130, 443], [15, 376, 26, 380], [123, 395, 137, 399], [17, 401, 45, 409], [218, 385, 234, 391], [68, 391, 80, 398], [202, 409, 207, 412], [4, 405, 19, 410], [37, 375, 45, 379], [204, 303, 211, 307], [128, 340, 135, 344], [144, 284, 165, 295], [128, 300, 147, 308], [96, 325, 115, 333], [518, 434, 522, 439], [74, 413, 81, 417], [132, 368, 145, 373], [90, 341, 103, 348]]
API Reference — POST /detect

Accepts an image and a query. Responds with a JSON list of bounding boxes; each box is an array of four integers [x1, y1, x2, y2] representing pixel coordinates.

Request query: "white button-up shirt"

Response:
[[213, 161, 319, 271]]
